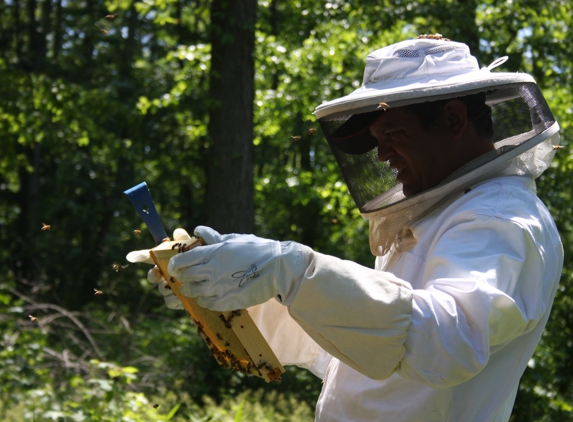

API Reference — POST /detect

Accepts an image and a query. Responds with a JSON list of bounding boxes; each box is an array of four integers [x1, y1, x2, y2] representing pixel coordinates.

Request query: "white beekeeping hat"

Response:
[[315, 35, 560, 255]]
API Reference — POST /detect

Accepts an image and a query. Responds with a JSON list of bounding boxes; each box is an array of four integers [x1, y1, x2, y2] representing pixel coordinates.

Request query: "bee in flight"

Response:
[[41, 223, 51, 231], [133, 229, 141, 235], [94, 288, 103, 296], [376, 102, 390, 111], [29, 315, 38, 323], [112, 264, 129, 272], [291, 135, 301, 142], [95, 13, 119, 35], [307, 128, 316, 135]]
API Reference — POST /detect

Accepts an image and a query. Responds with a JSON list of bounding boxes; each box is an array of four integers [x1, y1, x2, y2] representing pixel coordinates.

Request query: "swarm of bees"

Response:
[[41, 223, 51, 231], [217, 310, 241, 329], [416, 33, 450, 41], [190, 312, 281, 381]]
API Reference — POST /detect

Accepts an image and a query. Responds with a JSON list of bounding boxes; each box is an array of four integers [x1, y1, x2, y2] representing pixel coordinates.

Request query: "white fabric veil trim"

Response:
[[362, 122, 560, 256]]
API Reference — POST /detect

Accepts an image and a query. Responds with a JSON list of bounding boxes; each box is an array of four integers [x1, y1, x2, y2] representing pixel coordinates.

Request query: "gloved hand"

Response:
[[192, 225, 246, 245], [168, 228, 313, 311], [126, 228, 193, 310]]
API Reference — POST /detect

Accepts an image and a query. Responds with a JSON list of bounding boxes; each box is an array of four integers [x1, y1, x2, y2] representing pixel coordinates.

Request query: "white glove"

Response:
[[168, 229, 313, 311], [193, 225, 245, 244], [126, 228, 192, 310]]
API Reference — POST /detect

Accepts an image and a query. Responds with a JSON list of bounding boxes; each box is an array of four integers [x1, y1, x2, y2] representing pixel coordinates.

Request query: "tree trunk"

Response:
[[206, 0, 256, 234]]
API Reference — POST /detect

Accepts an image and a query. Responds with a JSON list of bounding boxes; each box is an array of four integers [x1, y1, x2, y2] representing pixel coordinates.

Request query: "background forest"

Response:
[[0, 0, 572, 420]]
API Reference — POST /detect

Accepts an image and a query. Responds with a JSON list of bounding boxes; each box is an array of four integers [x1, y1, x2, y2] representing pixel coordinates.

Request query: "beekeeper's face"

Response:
[[368, 99, 490, 197]]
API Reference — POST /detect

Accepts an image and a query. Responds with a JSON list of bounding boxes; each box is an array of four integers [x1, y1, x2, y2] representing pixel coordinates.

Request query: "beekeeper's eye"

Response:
[[385, 130, 403, 141]]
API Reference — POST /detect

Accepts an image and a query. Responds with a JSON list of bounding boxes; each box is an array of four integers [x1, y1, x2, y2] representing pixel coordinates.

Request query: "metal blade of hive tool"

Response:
[[124, 182, 168, 245]]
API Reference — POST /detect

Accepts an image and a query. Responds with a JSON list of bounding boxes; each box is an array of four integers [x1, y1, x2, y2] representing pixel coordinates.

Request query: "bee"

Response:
[[267, 366, 282, 383], [164, 284, 172, 290], [169, 276, 176, 283], [105, 14, 116, 20], [162, 237, 171, 242], [307, 128, 316, 135], [112, 264, 129, 272], [41, 223, 51, 231], [223, 310, 241, 327], [332, 218, 338, 224], [152, 403, 159, 409], [216, 333, 223, 340], [180, 242, 193, 253], [133, 229, 141, 235], [376, 102, 390, 111], [29, 315, 38, 323], [171, 242, 182, 250], [218, 314, 232, 329], [94, 288, 103, 295], [553, 145, 564, 150], [224, 341, 230, 347], [416, 33, 450, 41], [291, 135, 302, 142], [256, 361, 267, 370]]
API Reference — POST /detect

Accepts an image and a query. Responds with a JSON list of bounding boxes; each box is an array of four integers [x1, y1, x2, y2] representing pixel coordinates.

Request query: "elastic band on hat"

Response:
[[483, 56, 509, 71]]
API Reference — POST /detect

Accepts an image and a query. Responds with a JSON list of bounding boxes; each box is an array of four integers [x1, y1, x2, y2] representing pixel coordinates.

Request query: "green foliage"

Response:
[[1, 0, 573, 420]]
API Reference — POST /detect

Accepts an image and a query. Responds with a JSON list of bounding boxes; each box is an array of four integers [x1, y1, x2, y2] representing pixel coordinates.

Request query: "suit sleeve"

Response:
[[287, 213, 560, 386], [397, 214, 559, 387]]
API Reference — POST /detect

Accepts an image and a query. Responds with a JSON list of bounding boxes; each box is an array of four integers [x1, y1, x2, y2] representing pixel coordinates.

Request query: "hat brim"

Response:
[[327, 110, 381, 155], [314, 72, 535, 119]]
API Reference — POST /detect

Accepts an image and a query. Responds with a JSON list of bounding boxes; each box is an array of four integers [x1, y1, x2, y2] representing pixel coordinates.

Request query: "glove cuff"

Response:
[[276, 242, 314, 306]]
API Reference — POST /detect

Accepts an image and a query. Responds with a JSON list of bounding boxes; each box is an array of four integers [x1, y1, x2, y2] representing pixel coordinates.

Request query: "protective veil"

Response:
[[315, 37, 560, 256]]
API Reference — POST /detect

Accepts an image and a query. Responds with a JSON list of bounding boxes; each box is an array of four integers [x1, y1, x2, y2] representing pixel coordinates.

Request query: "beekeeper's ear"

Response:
[[443, 99, 468, 139]]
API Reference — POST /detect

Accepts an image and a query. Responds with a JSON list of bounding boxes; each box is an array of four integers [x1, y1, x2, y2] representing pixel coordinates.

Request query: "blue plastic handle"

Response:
[[124, 182, 168, 245]]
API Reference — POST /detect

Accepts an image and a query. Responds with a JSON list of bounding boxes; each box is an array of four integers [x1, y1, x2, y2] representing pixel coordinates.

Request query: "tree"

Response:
[[207, 0, 257, 233]]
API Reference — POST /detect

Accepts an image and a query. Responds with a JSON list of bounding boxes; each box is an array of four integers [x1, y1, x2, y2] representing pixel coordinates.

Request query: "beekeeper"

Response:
[[130, 36, 564, 421]]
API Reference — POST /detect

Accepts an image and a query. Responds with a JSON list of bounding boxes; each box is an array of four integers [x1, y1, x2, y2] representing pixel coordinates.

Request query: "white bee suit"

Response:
[[248, 174, 563, 422]]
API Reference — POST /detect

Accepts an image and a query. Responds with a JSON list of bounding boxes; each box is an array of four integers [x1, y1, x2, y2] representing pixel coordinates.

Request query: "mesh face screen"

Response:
[[319, 83, 555, 214]]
